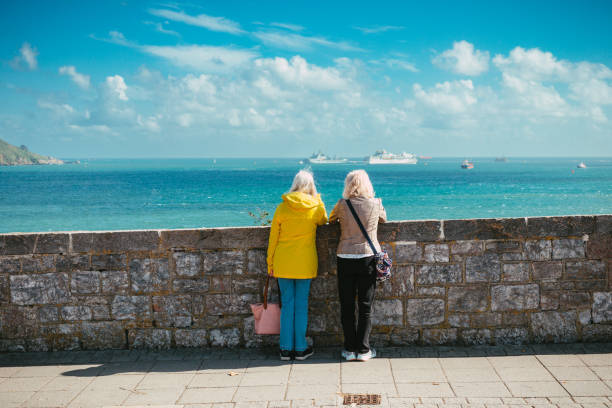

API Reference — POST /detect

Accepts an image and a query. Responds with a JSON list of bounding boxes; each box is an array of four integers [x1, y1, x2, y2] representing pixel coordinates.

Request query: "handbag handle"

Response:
[[263, 275, 282, 310], [345, 199, 378, 255]]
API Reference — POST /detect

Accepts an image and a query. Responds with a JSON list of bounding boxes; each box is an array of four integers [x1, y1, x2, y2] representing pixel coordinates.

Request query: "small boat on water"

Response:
[[368, 150, 417, 164], [577, 162, 587, 169], [307, 151, 348, 164], [461, 160, 474, 169], [495, 157, 508, 162]]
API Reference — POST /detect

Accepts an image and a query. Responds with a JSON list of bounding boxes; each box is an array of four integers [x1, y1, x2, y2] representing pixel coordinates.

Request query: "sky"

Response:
[[1, 0, 611, 158]]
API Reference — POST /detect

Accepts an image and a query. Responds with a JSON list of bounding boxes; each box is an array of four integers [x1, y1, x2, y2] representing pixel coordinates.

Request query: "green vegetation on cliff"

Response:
[[0, 138, 64, 165]]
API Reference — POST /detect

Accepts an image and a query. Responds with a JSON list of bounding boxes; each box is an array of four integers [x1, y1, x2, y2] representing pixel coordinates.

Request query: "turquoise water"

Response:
[[1, 158, 611, 233]]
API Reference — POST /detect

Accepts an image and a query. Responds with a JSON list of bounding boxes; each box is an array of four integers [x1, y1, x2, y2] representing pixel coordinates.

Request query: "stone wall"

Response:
[[0, 215, 610, 351]]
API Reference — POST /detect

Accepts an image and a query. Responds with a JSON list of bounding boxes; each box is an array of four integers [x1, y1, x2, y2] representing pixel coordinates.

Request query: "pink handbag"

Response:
[[250, 275, 281, 335]]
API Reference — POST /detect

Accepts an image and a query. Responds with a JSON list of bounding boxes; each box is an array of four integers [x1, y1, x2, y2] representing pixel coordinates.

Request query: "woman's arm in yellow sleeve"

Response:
[[317, 202, 328, 226], [266, 207, 281, 275]]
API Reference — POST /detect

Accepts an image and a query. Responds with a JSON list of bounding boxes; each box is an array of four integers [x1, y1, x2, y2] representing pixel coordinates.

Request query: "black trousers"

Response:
[[337, 256, 377, 354]]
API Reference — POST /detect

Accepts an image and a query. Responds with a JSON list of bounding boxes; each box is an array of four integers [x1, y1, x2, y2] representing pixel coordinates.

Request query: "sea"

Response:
[[1, 158, 611, 234]]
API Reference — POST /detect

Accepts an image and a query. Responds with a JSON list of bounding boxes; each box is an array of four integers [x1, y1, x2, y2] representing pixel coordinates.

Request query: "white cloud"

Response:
[[270, 22, 304, 31], [148, 8, 245, 34], [433, 40, 489, 76], [10, 42, 39, 70], [371, 58, 418, 72], [254, 56, 349, 91], [493, 47, 569, 81], [354, 25, 405, 34], [105, 75, 128, 101], [137, 114, 161, 132], [253, 31, 363, 52], [37, 100, 75, 115], [501, 73, 567, 116], [142, 44, 257, 72], [413, 80, 477, 114], [59, 66, 91, 90], [144, 21, 180, 37]]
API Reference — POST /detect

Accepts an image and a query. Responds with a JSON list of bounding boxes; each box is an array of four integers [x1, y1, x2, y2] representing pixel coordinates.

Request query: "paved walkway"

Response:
[[1, 343, 611, 408]]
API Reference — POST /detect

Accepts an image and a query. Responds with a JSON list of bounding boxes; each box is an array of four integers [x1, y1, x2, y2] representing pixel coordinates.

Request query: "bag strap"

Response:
[[263, 275, 282, 309], [345, 199, 378, 255]]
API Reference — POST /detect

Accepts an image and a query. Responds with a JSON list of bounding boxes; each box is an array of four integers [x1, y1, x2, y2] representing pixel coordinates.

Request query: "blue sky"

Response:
[[1, 0, 611, 158]]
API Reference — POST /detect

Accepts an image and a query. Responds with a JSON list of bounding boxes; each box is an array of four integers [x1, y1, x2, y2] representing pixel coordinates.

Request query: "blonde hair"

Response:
[[343, 169, 374, 199], [289, 169, 318, 197]]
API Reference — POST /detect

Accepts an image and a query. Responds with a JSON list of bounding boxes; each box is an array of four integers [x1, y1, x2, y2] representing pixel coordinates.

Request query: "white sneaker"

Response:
[[341, 349, 356, 361], [356, 348, 376, 361]]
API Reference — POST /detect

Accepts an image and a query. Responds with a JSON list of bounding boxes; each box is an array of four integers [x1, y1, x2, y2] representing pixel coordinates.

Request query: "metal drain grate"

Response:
[[343, 393, 381, 405]]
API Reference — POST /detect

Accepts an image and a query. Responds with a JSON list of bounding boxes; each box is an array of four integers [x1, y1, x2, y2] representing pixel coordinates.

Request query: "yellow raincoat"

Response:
[[267, 191, 328, 279]]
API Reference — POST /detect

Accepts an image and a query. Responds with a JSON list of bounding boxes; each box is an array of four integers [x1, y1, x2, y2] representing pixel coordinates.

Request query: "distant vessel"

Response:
[[419, 155, 432, 160], [495, 157, 508, 162], [308, 151, 348, 164], [577, 162, 587, 169], [368, 150, 417, 164], [461, 160, 474, 169]]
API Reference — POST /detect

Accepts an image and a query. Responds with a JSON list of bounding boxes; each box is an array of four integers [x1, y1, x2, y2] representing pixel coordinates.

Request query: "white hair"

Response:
[[289, 169, 318, 197], [343, 169, 375, 199]]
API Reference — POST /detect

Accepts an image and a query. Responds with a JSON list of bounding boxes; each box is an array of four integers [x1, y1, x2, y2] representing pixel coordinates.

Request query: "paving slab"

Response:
[[122, 387, 185, 406], [451, 382, 511, 397], [396, 382, 455, 397], [285, 384, 339, 399], [188, 373, 242, 388], [137, 373, 195, 389], [549, 366, 600, 381], [444, 368, 501, 383], [67, 387, 132, 408], [561, 381, 612, 397], [179, 387, 237, 404], [505, 381, 569, 397], [232, 385, 286, 402], [393, 368, 447, 383], [0, 376, 54, 392], [537, 355, 586, 367], [23, 389, 82, 408]]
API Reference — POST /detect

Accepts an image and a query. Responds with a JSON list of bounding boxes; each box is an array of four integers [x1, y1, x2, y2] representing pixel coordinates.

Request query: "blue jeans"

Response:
[[277, 278, 311, 352]]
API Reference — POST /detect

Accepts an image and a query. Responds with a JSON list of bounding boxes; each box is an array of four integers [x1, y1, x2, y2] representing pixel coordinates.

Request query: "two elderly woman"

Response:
[[266, 169, 386, 362]]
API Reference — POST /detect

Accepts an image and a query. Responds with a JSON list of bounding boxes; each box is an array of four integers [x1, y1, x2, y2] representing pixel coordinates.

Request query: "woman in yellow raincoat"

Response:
[[267, 170, 328, 360]]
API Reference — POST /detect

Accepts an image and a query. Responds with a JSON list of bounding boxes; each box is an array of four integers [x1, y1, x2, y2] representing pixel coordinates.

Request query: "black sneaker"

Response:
[[294, 347, 314, 361], [279, 350, 292, 361]]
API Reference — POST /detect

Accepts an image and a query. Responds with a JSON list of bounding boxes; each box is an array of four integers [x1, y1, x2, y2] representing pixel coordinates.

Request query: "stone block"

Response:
[[502, 263, 530, 282], [372, 299, 403, 326], [582, 324, 612, 342], [173, 278, 210, 293], [10, 273, 70, 305], [471, 312, 501, 327], [61, 305, 92, 321], [559, 292, 591, 309], [209, 327, 240, 347], [573, 280, 607, 290], [448, 286, 488, 312], [407, 298, 444, 326], [37, 305, 59, 322], [81, 321, 125, 349], [592, 292, 612, 323], [210, 276, 232, 293], [173, 252, 201, 277], [491, 284, 539, 311], [416, 264, 462, 284], [247, 248, 267, 275], [501, 252, 526, 261], [72, 230, 159, 253], [422, 328, 457, 345], [448, 314, 470, 328], [587, 234, 612, 259], [175, 329, 208, 347], [527, 215, 596, 237], [394, 241, 422, 262], [91, 254, 127, 271], [111, 295, 151, 320], [40, 323, 81, 351], [540, 292, 559, 310], [389, 328, 420, 345], [486, 240, 522, 253], [578, 309, 592, 325], [525, 240, 552, 261], [424, 244, 449, 263], [531, 311, 578, 343], [552, 239, 586, 260], [128, 328, 172, 349], [101, 271, 129, 294], [202, 250, 244, 275], [444, 218, 527, 240], [0, 274, 8, 302], [81, 296, 110, 320], [596, 215, 612, 234], [71, 271, 101, 294], [502, 312, 528, 326], [460, 328, 491, 345], [21, 255, 55, 272], [532, 262, 563, 281], [565, 260, 606, 280], [495, 328, 529, 345], [34, 233, 69, 254], [451, 240, 483, 255], [395, 220, 442, 241], [232, 277, 261, 294], [1, 234, 36, 255], [0, 256, 21, 273], [152, 295, 192, 327], [417, 286, 445, 297], [161, 227, 268, 250], [129, 257, 170, 293], [205, 293, 256, 315], [56, 255, 89, 272], [466, 253, 501, 282]]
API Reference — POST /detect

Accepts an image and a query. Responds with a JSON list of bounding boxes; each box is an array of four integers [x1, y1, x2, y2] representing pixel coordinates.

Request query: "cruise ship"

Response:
[[307, 152, 348, 164], [368, 150, 417, 164]]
